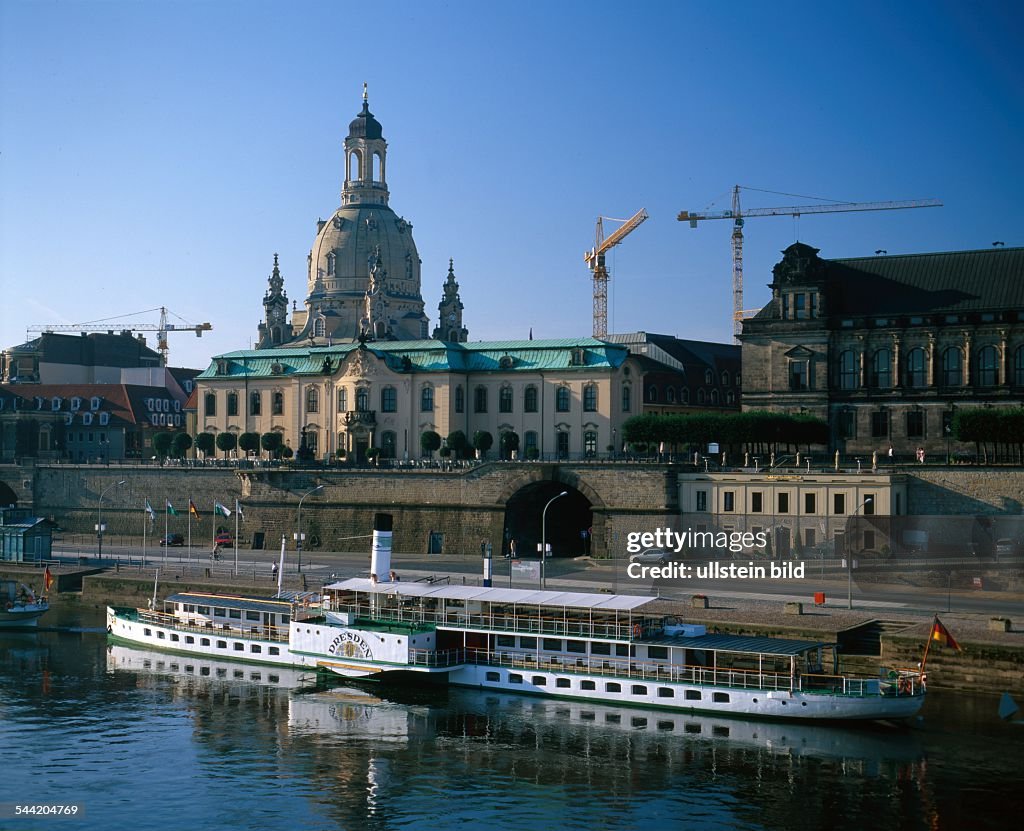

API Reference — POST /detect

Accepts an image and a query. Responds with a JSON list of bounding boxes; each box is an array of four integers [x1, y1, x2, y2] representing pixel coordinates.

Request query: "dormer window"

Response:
[[327, 252, 336, 276], [82, 412, 94, 425], [499, 354, 515, 369], [569, 347, 585, 366], [51, 396, 62, 411], [71, 397, 82, 411], [99, 412, 110, 426], [216, 360, 229, 376], [91, 396, 101, 411]]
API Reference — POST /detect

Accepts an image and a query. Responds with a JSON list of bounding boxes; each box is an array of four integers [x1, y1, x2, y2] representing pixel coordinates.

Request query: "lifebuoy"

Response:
[[633, 623, 642, 638]]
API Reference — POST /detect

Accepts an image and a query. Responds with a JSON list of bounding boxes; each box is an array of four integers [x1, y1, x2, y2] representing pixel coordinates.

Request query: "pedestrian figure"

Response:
[[888, 444, 894, 462], [272, 562, 278, 578]]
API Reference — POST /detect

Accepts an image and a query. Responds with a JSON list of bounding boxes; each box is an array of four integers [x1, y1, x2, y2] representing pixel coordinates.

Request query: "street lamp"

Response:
[[97, 480, 126, 561], [295, 484, 325, 573], [848, 496, 872, 609], [541, 490, 569, 589]]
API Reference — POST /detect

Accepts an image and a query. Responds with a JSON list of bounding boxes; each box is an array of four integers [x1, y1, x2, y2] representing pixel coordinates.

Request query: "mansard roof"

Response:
[[197, 338, 629, 379]]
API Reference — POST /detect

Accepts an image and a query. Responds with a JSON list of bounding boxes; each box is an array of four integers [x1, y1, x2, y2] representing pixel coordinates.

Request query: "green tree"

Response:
[[216, 431, 238, 457], [473, 430, 493, 458], [500, 430, 520, 460], [446, 430, 470, 459], [420, 430, 442, 459], [170, 432, 192, 459], [238, 431, 261, 456], [152, 431, 174, 460], [260, 431, 283, 459], [195, 432, 216, 458]]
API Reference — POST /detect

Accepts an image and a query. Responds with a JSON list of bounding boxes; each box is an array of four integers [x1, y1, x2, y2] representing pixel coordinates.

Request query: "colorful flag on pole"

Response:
[[145, 499, 156, 521], [930, 617, 962, 651], [189, 499, 200, 518], [44, 566, 54, 591], [166, 500, 179, 516], [214, 501, 232, 518], [235, 500, 245, 521]]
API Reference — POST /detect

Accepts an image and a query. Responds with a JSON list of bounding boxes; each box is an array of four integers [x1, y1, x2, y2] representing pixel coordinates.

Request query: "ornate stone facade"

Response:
[[741, 242, 1024, 458]]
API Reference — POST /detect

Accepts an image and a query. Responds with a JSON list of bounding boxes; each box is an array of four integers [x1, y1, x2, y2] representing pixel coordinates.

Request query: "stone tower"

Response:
[[257, 254, 290, 347], [433, 259, 468, 342]]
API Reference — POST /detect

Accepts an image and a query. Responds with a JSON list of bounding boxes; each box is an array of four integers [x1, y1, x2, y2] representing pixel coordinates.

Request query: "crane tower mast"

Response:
[[583, 208, 649, 338]]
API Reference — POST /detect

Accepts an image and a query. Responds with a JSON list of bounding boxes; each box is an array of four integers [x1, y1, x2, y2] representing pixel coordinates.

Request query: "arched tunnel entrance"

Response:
[[0, 481, 17, 508], [502, 481, 592, 559]]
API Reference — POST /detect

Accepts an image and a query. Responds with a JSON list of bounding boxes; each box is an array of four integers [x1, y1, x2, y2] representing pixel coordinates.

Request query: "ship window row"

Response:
[[492, 672, 698, 700], [493, 635, 635, 657]]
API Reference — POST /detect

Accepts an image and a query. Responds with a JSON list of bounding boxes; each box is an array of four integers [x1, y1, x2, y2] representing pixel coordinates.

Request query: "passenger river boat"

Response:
[[106, 514, 925, 722]]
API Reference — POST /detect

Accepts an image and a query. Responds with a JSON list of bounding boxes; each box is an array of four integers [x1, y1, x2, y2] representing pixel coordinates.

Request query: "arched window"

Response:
[[697, 389, 706, 404], [711, 389, 720, 404], [348, 150, 361, 181], [941, 347, 962, 387], [621, 384, 631, 413], [906, 348, 926, 388], [272, 392, 284, 415], [250, 391, 261, 416], [372, 152, 383, 182], [681, 388, 690, 405], [584, 430, 597, 458], [556, 387, 571, 412], [726, 389, 736, 405], [204, 393, 216, 417], [306, 387, 319, 413], [454, 385, 465, 413], [499, 386, 513, 413], [647, 385, 658, 403], [666, 387, 676, 404], [327, 252, 336, 276], [721, 371, 730, 386], [356, 387, 369, 412], [474, 386, 488, 413], [705, 369, 713, 384], [381, 431, 397, 459], [524, 385, 538, 413], [977, 345, 999, 386], [381, 386, 397, 413], [1015, 346, 1024, 386], [556, 431, 570, 459], [524, 431, 539, 457], [870, 348, 892, 389], [838, 350, 858, 390], [314, 318, 326, 338], [337, 387, 348, 412], [304, 429, 319, 456], [583, 384, 597, 412], [226, 392, 238, 417], [421, 386, 434, 412]]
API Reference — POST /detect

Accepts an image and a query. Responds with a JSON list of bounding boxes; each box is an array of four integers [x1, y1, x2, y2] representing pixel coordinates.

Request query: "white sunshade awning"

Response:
[[323, 578, 657, 613]]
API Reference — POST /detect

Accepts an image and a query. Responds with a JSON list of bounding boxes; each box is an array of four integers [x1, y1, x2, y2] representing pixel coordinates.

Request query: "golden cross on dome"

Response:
[[363, 82, 368, 103]]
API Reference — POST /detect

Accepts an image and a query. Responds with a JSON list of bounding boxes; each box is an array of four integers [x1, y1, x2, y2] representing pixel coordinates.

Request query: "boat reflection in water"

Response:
[[105, 642, 922, 773]]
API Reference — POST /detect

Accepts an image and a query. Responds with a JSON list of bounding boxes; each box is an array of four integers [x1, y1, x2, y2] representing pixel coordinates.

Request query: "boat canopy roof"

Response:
[[323, 579, 657, 612], [166, 592, 295, 616], [647, 632, 832, 657]]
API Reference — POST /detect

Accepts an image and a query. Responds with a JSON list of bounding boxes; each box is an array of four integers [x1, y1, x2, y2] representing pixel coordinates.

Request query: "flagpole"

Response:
[[921, 615, 937, 674], [234, 499, 240, 577], [277, 534, 286, 598], [164, 502, 168, 564], [187, 496, 192, 564], [142, 507, 147, 568], [212, 500, 216, 552]]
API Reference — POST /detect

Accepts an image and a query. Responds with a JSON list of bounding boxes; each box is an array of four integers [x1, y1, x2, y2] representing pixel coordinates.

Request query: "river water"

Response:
[[1, 605, 1021, 831]]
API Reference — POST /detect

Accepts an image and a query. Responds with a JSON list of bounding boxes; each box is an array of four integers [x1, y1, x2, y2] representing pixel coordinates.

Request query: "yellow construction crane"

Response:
[[583, 208, 649, 338], [678, 186, 942, 342], [27, 307, 212, 366]]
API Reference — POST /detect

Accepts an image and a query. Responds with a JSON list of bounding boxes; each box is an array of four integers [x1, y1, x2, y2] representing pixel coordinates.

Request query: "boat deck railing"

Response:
[[335, 604, 638, 641], [124, 609, 291, 643], [408, 648, 466, 668], [462, 650, 921, 697]]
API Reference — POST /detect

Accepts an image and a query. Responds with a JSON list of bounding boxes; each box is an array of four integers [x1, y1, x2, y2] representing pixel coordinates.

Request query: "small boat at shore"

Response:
[[1, 581, 49, 628]]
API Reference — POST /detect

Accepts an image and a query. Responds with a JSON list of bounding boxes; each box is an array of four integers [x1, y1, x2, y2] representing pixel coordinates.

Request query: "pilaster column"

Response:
[[927, 335, 936, 387], [999, 329, 1008, 387], [963, 331, 972, 387], [892, 334, 901, 387]]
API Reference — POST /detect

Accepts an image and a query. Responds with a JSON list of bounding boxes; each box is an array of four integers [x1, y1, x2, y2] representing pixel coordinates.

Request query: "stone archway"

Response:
[[0, 480, 17, 508], [502, 480, 593, 560]]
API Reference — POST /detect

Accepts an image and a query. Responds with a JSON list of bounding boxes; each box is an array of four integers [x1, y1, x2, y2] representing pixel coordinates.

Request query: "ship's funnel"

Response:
[[371, 513, 393, 582]]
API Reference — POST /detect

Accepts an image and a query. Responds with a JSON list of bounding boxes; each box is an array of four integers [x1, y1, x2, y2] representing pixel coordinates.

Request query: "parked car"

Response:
[[214, 533, 234, 546], [995, 538, 1022, 560], [629, 548, 670, 565], [159, 533, 185, 547]]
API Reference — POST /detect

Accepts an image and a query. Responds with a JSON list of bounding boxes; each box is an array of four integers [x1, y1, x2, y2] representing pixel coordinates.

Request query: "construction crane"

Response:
[[583, 208, 649, 338], [678, 186, 942, 342], [27, 307, 212, 366]]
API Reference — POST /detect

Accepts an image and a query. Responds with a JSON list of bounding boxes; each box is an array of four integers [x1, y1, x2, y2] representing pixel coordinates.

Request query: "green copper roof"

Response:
[[196, 338, 628, 379]]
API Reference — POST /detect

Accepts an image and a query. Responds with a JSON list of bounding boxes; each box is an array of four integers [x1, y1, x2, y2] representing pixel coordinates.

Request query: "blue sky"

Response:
[[2, 0, 1021, 370]]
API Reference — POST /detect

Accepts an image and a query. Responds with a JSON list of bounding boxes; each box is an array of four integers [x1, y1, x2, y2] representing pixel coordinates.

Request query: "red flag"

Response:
[[931, 617, 961, 651], [44, 566, 54, 591], [188, 499, 200, 518]]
